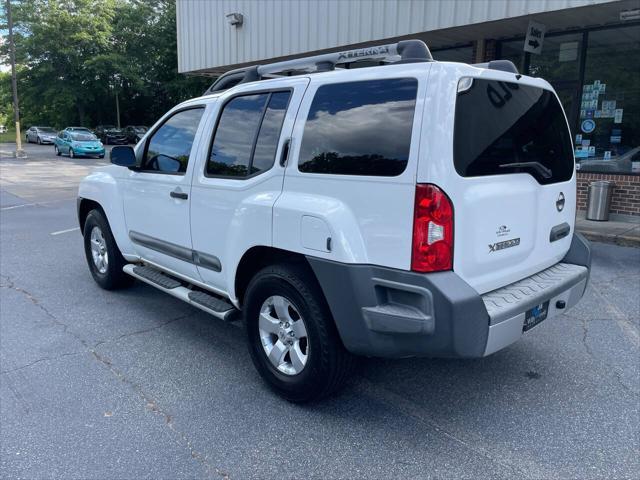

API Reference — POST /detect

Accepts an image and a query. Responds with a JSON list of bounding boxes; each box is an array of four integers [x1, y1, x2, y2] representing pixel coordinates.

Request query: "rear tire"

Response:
[[83, 209, 133, 290], [244, 262, 355, 402]]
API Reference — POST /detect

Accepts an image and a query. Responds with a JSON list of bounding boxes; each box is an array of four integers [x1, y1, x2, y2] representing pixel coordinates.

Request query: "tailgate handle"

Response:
[[550, 222, 570, 242]]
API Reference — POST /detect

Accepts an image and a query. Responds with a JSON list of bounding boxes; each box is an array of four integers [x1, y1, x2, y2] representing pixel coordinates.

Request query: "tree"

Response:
[[1, 0, 209, 128]]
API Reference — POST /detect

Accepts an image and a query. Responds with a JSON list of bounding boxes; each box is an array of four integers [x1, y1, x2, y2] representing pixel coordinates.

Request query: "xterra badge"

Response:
[[489, 238, 521, 252]]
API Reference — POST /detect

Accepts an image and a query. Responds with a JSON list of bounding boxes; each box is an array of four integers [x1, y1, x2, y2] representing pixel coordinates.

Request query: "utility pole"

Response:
[[6, 0, 25, 157], [115, 90, 120, 129]]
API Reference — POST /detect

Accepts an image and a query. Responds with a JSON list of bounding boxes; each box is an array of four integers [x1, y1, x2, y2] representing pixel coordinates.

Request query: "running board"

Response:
[[123, 264, 238, 321]]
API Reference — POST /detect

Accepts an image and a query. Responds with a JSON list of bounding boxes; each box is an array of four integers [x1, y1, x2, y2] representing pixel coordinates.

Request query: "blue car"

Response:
[[54, 130, 105, 158]]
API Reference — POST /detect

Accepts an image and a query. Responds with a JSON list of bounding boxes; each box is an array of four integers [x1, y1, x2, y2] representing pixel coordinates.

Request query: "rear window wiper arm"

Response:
[[498, 161, 552, 179]]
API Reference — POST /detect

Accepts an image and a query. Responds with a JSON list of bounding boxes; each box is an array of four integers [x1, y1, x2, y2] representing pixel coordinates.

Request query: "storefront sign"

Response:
[[581, 119, 596, 133], [524, 21, 546, 54]]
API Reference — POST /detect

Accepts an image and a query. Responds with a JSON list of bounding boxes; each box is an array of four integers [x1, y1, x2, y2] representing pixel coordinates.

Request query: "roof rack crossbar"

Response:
[[256, 39, 432, 77], [206, 39, 432, 94]]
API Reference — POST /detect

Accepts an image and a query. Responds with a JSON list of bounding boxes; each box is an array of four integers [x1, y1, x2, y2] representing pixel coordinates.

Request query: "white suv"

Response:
[[77, 40, 591, 402]]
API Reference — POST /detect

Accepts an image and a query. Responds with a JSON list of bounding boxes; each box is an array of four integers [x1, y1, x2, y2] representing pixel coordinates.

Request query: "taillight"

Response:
[[411, 184, 454, 272]]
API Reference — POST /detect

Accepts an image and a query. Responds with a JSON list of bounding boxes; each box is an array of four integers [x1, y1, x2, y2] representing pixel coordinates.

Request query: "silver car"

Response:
[[25, 126, 57, 145]]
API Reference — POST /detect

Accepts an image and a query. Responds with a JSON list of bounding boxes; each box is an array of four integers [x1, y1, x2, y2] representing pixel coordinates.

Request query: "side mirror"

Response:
[[110, 146, 138, 168]]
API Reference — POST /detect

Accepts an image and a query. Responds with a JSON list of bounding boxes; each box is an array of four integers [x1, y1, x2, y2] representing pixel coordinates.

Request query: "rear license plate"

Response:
[[523, 301, 550, 332]]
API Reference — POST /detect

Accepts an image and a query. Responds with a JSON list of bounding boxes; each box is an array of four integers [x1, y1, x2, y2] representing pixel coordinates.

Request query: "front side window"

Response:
[[454, 79, 574, 185], [207, 91, 291, 178], [143, 107, 204, 174], [298, 78, 418, 176]]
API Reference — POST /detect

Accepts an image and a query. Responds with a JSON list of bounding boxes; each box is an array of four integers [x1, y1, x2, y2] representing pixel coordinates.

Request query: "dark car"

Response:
[[94, 125, 128, 145], [123, 125, 148, 144]]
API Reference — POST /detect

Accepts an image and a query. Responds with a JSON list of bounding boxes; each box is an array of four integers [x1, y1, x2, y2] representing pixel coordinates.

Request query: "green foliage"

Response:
[[2, 0, 209, 129]]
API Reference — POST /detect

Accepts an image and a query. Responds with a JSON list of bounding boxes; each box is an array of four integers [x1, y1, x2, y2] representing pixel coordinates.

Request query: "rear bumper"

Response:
[[308, 233, 591, 358]]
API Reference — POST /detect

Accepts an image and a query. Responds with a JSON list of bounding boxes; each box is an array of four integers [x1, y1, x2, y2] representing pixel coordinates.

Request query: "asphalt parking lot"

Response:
[[1, 142, 639, 479]]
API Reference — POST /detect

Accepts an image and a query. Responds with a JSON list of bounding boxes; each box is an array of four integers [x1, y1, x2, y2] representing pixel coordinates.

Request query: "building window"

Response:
[[497, 24, 640, 174], [576, 25, 640, 174], [432, 45, 474, 63], [497, 39, 525, 73]]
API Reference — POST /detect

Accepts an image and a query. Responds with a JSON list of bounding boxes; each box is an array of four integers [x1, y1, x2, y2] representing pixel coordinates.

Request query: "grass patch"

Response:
[[0, 127, 18, 143]]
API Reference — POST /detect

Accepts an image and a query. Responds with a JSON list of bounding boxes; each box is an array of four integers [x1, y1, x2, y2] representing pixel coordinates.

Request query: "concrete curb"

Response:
[[578, 229, 640, 248]]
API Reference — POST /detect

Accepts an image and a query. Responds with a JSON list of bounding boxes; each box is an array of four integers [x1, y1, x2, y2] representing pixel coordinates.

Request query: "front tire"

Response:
[[54, 145, 61, 156], [83, 209, 133, 290], [69, 148, 75, 158], [37, 136, 41, 145], [245, 263, 354, 402]]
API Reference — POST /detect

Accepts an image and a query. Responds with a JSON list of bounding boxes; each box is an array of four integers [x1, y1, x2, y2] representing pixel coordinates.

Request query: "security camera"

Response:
[[226, 13, 243, 27]]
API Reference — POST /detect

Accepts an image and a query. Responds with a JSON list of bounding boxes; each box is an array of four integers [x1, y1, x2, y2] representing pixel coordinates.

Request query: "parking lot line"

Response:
[[1, 202, 39, 211], [50, 227, 80, 236]]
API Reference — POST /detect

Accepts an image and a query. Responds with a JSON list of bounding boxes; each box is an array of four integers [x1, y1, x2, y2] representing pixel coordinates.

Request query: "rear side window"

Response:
[[207, 91, 291, 178], [298, 78, 418, 176], [454, 79, 574, 185], [143, 107, 204, 174]]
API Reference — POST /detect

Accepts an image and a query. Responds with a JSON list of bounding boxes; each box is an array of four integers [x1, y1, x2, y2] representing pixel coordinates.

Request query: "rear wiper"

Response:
[[498, 161, 552, 179]]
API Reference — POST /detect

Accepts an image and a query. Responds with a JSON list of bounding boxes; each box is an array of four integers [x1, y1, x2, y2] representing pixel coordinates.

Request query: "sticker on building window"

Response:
[[581, 119, 596, 133]]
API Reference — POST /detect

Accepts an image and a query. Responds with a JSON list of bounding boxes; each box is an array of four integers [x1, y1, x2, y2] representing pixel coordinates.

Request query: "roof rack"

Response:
[[205, 39, 432, 95], [472, 60, 519, 74]]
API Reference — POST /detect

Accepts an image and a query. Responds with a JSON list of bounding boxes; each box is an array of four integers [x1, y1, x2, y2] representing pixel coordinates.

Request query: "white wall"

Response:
[[177, 0, 618, 73]]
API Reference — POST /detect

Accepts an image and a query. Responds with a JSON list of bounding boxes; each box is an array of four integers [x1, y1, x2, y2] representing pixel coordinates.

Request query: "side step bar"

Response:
[[123, 264, 238, 321]]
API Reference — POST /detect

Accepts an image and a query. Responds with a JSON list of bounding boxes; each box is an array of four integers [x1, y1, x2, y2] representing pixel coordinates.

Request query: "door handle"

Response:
[[170, 190, 188, 200], [279, 138, 291, 167]]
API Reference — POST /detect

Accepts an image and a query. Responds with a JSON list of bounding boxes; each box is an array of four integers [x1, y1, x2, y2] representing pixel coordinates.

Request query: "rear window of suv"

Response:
[[298, 78, 418, 176], [454, 79, 574, 185]]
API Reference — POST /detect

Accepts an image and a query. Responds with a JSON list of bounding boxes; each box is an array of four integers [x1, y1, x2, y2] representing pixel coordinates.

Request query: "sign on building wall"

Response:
[[524, 20, 546, 54]]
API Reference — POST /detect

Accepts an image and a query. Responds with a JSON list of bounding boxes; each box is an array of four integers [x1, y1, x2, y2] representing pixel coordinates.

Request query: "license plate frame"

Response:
[[523, 301, 550, 332]]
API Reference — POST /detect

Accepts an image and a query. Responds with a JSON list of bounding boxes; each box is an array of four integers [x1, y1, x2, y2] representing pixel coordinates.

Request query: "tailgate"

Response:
[[419, 68, 576, 294]]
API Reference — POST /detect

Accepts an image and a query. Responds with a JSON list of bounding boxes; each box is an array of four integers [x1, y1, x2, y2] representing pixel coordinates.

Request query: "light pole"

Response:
[[6, 0, 25, 157]]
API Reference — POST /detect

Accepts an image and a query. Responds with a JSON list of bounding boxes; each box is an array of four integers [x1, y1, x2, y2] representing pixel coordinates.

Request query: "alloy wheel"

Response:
[[258, 295, 309, 375], [89, 226, 109, 274]]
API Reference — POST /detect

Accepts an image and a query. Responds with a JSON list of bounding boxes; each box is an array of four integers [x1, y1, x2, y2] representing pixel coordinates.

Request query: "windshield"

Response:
[[39, 128, 56, 133], [454, 79, 574, 185], [70, 132, 98, 141]]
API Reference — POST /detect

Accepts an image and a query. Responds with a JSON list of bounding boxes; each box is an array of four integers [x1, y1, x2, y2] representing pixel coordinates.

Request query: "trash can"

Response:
[[586, 180, 615, 221]]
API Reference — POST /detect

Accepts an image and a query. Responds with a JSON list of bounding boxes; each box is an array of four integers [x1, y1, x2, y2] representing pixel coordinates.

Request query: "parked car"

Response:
[[77, 40, 591, 402], [123, 125, 148, 144], [577, 146, 640, 174], [0, 125, 7, 134], [25, 126, 57, 144], [95, 125, 128, 145], [55, 130, 104, 158]]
